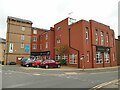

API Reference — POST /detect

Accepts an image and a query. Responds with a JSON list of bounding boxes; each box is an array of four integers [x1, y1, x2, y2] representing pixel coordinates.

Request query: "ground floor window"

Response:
[[104, 52, 110, 63], [96, 52, 103, 64], [69, 54, 77, 64], [56, 55, 61, 60]]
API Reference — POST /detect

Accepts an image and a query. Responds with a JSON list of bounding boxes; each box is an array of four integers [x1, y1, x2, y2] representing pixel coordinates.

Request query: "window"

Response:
[[46, 34, 48, 40], [32, 44, 37, 50], [33, 30, 37, 34], [21, 43, 24, 48], [57, 38, 61, 43], [62, 55, 68, 60], [57, 26, 61, 30], [87, 52, 90, 62], [96, 52, 102, 64], [33, 37, 37, 42], [96, 30, 98, 45], [100, 31, 104, 45], [104, 52, 110, 63], [46, 42, 48, 49], [21, 35, 24, 40], [106, 33, 109, 46], [21, 26, 25, 31], [40, 44, 42, 50], [86, 27, 89, 44], [69, 54, 77, 64], [56, 55, 61, 60]]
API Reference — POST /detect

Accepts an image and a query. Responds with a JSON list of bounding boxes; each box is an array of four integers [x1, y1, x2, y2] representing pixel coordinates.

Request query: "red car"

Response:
[[32, 59, 43, 68], [40, 60, 61, 69]]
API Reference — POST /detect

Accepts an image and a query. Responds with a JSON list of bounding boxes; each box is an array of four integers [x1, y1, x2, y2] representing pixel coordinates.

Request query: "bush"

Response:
[[59, 59, 67, 65]]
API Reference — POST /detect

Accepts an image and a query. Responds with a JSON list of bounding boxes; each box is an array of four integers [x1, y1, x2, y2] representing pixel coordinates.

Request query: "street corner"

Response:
[[89, 79, 120, 90]]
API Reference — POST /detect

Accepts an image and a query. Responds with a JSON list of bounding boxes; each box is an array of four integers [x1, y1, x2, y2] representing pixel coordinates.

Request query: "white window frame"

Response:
[[106, 33, 109, 46], [100, 31, 104, 45], [21, 26, 25, 31], [57, 39, 61, 44], [21, 35, 24, 40], [46, 42, 48, 49], [46, 34, 48, 40], [21, 43, 24, 48], [33, 30, 37, 34], [57, 26, 61, 30], [33, 36, 37, 42], [96, 52, 103, 64], [104, 52, 110, 63], [33, 44, 37, 50], [96, 30, 98, 45], [87, 53, 89, 62], [86, 27, 89, 44]]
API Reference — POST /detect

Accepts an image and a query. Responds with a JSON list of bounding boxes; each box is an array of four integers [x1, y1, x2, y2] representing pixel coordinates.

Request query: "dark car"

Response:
[[32, 59, 43, 68], [8, 61, 16, 65], [23, 58, 35, 67], [40, 60, 61, 69]]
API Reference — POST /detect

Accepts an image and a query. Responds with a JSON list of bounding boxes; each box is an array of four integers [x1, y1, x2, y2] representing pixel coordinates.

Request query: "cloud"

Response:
[[0, 0, 119, 38]]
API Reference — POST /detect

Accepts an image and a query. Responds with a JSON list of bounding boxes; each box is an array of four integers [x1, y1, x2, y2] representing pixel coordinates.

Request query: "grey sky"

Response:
[[0, 0, 119, 39]]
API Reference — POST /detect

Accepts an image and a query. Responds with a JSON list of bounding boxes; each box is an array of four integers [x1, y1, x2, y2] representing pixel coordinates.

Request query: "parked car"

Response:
[[21, 58, 35, 67], [20, 58, 28, 66], [32, 59, 43, 68], [8, 61, 16, 65], [40, 60, 61, 69]]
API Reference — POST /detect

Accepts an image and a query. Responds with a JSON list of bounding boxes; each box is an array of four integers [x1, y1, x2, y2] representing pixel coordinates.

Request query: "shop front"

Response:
[[96, 46, 110, 67]]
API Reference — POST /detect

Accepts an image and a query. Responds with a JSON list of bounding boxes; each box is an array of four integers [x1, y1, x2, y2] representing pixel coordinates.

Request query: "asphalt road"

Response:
[[1, 65, 118, 88]]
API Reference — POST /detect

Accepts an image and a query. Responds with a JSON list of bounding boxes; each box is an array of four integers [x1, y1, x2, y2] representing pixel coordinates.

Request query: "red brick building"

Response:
[[31, 27, 55, 60], [54, 18, 117, 68]]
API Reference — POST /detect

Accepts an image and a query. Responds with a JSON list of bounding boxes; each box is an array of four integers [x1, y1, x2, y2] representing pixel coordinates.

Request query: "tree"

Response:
[[55, 44, 69, 65]]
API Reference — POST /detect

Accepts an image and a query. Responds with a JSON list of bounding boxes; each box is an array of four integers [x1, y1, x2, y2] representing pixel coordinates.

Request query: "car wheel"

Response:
[[57, 65, 61, 68], [45, 65, 49, 69], [26, 65, 29, 67], [37, 65, 39, 68]]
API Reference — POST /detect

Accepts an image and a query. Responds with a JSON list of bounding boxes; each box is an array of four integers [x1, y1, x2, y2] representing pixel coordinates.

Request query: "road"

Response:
[[1, 65, 119, 89]]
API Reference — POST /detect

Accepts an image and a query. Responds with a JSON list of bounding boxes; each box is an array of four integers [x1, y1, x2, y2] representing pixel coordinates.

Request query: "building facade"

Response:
[[54, 18, 117, 68], [117, 36, 120, 65], [5, 16, 32, 64], [5, 16, 117, 68], [0, 38, 6, 64], [31, 27, 55, 60]]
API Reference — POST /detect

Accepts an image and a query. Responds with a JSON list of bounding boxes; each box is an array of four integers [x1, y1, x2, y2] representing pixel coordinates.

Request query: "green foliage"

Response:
[[59, 59, 67, 65]]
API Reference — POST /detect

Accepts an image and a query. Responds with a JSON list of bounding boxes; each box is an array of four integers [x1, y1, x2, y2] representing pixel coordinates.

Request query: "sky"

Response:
[[0, 0, 119, 39]]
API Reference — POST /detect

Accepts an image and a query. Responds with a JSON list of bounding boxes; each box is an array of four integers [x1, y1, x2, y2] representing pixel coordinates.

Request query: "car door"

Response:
[[50, 60, 56, 67]]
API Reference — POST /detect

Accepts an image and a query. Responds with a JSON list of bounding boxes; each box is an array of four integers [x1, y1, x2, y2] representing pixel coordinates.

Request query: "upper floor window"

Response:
[[57, 26, 61, 30], [96, 30, 98, 45], [46, 34, 48, 40], [85, 27, 89, 44], [106, 33, 109, 46], [33, 37, 37, 42], [33, 30, 37, 34], [40, 44, 42, 50], [21, 26, 25, 31], [32, 44, 37, 50], [21, 35, 24, 40], [46, 42, 48, 49], [21, 43, 24, 48], [57, 38, 61, 44], [100, 31, 104, 45]]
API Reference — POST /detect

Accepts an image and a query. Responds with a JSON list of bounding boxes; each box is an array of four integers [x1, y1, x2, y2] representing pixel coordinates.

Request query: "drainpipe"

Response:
[[68, 27, 80, 68]]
